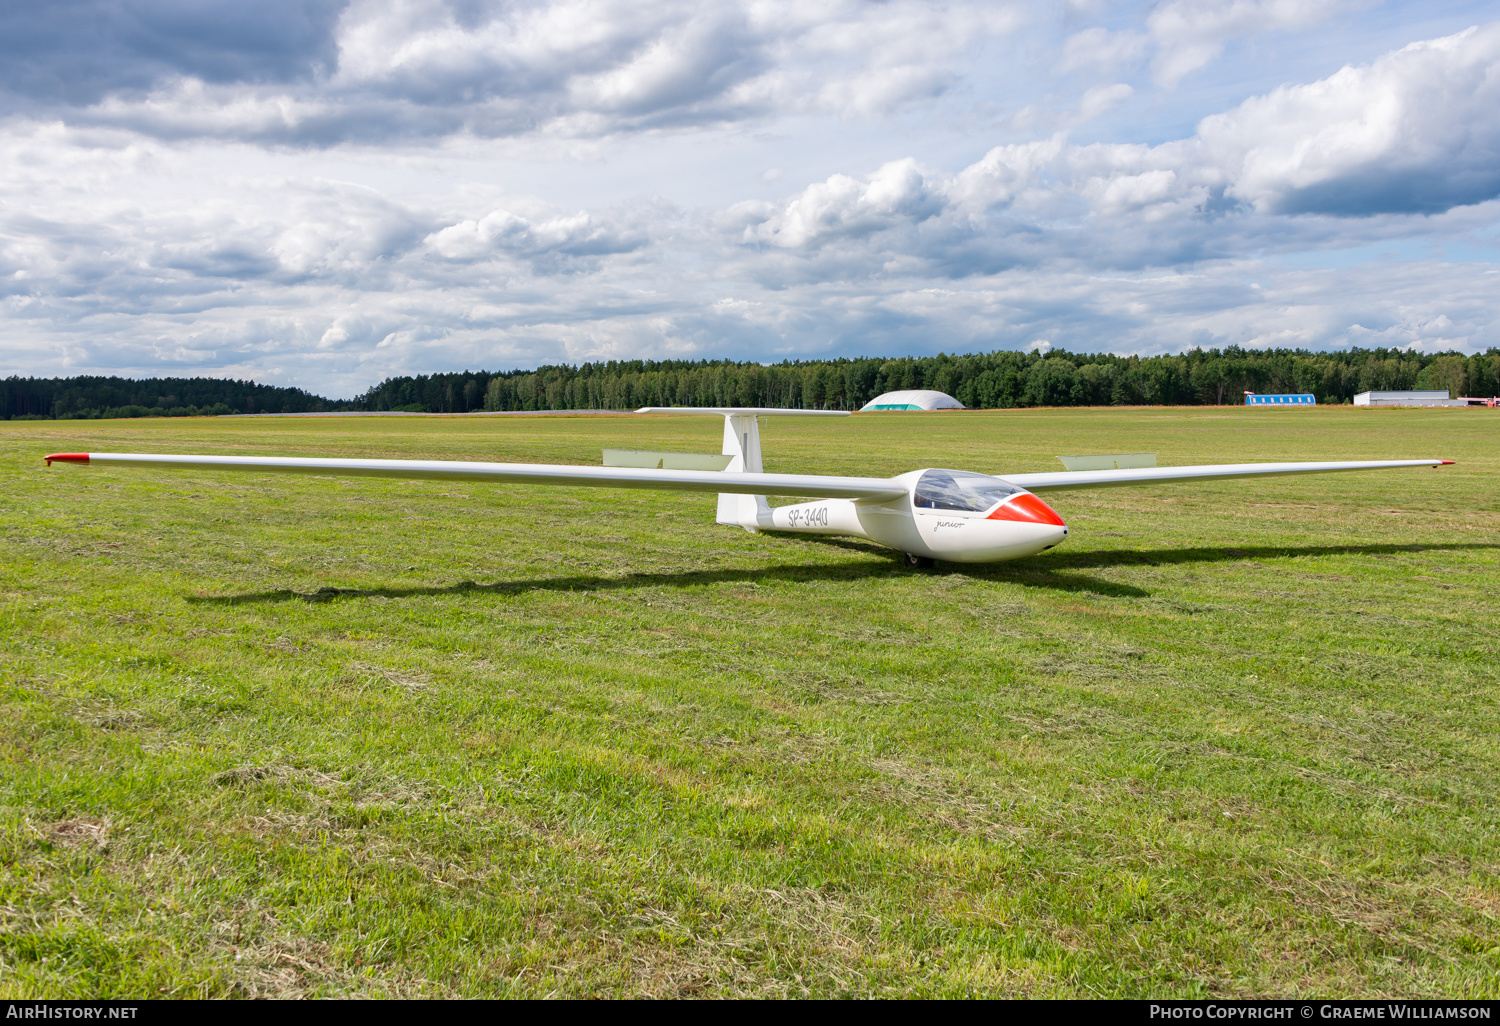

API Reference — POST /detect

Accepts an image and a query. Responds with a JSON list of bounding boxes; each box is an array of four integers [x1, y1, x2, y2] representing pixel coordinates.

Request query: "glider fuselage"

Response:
[[745, 470, 1069, 563]]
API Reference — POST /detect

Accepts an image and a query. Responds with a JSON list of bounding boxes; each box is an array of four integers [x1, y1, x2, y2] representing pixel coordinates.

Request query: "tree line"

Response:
[[0, 375, 345, 420], [357, 347, 1500, 413], [6, 347, 1499, 419]]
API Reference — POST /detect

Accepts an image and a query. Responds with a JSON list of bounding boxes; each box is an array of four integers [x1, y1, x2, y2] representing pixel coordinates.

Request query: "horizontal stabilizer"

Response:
[[635, 407, 850, 417], [603, 449, 733, 471]]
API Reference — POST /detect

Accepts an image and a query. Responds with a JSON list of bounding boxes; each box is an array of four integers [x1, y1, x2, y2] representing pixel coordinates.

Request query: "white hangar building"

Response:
[[859, 389, 965, 411], [1354, 390, 1470, 407]]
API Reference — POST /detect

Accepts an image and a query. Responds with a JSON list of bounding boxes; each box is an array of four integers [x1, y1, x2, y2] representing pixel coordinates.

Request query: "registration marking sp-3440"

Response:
[[786, 506, 830, 528]]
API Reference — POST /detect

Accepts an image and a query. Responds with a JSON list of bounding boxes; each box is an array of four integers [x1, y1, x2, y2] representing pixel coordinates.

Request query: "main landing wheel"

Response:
[[903, 552, 934, 569]]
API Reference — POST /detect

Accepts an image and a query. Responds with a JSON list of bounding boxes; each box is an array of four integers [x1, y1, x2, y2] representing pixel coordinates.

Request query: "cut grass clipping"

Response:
[[1, 407, 1498, 998]]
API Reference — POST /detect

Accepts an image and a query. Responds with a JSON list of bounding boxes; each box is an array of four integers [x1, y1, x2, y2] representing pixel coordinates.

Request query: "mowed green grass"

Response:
[[1, 407, 1497, 998]]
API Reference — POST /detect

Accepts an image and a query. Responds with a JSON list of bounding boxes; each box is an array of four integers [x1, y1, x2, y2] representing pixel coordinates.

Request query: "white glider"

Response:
[[46, 407, 1453, 567]]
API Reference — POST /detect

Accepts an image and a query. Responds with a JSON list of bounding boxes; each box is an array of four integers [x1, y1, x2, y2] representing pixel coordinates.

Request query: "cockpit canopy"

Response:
[[912, 469, 1024, 513]]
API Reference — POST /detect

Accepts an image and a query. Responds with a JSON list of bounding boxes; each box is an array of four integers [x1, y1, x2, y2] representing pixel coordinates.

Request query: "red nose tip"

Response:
[[44, 453, 90, 466], [988, 492, 1066, 526]]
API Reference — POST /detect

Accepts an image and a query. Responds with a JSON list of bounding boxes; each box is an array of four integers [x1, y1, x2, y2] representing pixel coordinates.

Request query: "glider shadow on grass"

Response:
[[187, 552, 1144, 604], [1044, 540, 1500, 571], [183, 541, 1500, 608]]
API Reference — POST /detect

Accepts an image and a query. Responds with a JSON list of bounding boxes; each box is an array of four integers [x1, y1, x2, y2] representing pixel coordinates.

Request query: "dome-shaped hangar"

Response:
[[859, 389, 965, 411]]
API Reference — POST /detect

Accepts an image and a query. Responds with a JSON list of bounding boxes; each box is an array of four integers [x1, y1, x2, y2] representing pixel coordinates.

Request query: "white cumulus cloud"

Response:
[[15, 0, 1024, 144], [742, 159, 943, 248], [1200, 23, 1500, 214], [739, 21, 1500, 278]]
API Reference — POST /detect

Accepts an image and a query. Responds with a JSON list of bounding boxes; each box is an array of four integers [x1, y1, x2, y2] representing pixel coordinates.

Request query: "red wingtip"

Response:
[[1439, 460, 1455, 465], [44, 453, 90, 466]]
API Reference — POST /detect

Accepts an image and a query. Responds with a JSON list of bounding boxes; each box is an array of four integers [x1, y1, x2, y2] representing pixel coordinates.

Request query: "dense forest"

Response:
[[357, 347, 1500, 413], [6, 347, 1499, 419], [0, 375, 347, 420]]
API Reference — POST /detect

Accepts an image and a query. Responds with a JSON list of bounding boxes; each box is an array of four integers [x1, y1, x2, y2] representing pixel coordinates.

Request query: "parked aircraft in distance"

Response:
[[45, 407, 1454, 567]]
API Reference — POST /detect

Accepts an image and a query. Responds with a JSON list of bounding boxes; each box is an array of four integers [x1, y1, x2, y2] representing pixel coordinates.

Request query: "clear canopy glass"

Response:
[[913, 470, 1023, 513]]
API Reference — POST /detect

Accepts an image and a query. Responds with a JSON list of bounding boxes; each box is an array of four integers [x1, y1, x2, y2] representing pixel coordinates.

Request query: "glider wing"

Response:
[[42, 452, 908, 502], [999, 459, 1453, 491]]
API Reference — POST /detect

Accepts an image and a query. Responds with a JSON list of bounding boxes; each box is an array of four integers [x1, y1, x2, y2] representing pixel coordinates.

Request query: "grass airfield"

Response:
[[1, 406, 1498, 999]]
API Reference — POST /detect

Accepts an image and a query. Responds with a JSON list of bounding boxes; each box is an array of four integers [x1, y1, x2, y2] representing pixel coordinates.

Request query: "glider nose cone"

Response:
[[988, 492, 1066, 527], [44, 453, 90, 466]]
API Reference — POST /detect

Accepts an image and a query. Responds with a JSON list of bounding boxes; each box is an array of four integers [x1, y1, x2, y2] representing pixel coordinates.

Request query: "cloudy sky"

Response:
[[2, 0, 1497, 396]]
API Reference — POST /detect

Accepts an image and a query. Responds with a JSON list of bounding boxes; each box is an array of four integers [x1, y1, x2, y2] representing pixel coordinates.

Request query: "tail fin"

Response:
[[633, 407, 850, 533], [716, 412, 772, 531]]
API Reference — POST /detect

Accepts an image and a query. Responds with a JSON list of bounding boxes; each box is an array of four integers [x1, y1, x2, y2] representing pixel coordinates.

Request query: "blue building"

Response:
[[1245, 393, 1316, 406]]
